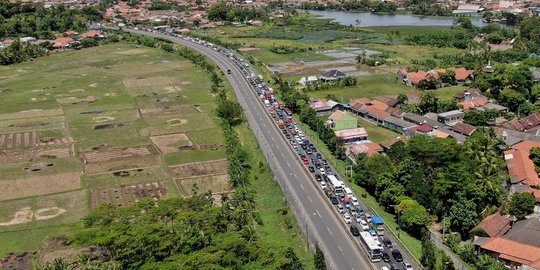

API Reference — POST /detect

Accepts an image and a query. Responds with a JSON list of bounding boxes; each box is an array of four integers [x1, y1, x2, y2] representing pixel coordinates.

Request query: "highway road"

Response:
[[124, 28, 376, 270]]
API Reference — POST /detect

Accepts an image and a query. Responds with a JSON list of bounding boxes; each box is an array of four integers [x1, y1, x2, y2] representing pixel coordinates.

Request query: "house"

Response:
[[384, 116, 417, 133], [437, 110, 464, 125], [349, 98, 373, 116], [385, 106, 403, 117], [335, 127, 368, 144], [473, 212, 511, 238], [504, 140, 540, 187], [346, 142, 383, 162], [365, 107, 390, 124], [477, 103, 509, 114], [299, 76, 318, 85], [308, 99, 339, 116], [479, 237, 540, 269], [405, 124, 434, 136], [327, 110, 357, 131], [503, 217, 540, 248], [80, 31, 105, 39], [381, 97, 400, 107], [52, 37, 74, 49], [320, 69, 346, 82], [452, 4, 483, 15], [495, 128, 540, 146], [503, 112, 540, 132], [402, 112, 444, 128], [19, 36, 36, 43], [436, 127, 468, 143], [380, 137, 408, 151], [524, 188, 540, 213], [398, 68, 474, 87], [450, 122, 477, 136]]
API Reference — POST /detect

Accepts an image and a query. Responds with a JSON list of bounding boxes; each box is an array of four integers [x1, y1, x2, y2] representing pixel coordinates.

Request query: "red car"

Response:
[[303, 158, 309, 165]]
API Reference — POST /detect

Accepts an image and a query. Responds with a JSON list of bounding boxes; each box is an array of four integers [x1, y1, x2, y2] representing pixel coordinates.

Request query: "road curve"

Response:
[[124, 28, 374, 270]]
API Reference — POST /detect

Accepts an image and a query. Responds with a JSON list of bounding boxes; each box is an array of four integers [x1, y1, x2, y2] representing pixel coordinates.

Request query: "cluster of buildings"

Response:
[[397, 67, 475, 87], [0, 30, 105, 50]]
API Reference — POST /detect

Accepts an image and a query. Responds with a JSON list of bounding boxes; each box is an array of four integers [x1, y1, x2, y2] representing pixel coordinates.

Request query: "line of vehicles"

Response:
[[126, 26, 414, 270]]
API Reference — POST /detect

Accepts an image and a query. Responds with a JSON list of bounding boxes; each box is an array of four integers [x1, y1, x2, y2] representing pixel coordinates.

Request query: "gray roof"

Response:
[[496, 128, 540, 146], [503, 218, 540, 248], [402, 113, 444, 128], [384, 116, 418, 129], [480, 102, 508, 111], [321, 69, 346, 78], [438, 110, 464, 118], [439, 127, 468, 143]]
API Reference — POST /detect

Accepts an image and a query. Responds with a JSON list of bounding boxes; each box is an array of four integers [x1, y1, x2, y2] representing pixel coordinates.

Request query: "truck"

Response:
[[371, 216, 385, 236], [277, 120, 285, 129], [327, 175, 344, 193]]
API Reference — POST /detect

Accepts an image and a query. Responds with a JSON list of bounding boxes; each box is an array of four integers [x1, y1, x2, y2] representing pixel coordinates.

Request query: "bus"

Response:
[[359, 232, 382, 262], [327, 175, 343, 193], [371, 216, 385, 236], [284, 107, 293, 116]]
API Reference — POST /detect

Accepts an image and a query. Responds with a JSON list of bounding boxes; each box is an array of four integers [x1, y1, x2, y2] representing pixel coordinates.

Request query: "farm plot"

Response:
[[0, 158, 82, 181], [150, 133, 194, 154], [176, 175, 231, 197], [80, 145, 158, 174], [81, 166, 171, 189], [0, 172, 81, 201], [0, 145, 74, 166], [138, 105, 200, 117], [0, 132, 38, 150], [0, 109, 64, 121], [90, 181, 166, 209], [143, 113, 219, 136], [169, 159, 228, 178], [0, 116, 66, 134], [0, 252, 34, 270], [123, 76, 173, 88]]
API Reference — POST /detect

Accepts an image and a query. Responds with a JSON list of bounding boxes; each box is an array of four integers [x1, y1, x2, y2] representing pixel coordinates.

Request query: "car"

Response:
[[369, 229, 377, 236], [351, 196, 359, 206], [301, 144, 307, 150], [360, 219, 369, 230], [315, 174, 322, 181], [402, 261, 413, 270], [303, 158, 309, 165], [381, 267, 390, 270], [227, 69, 231, 74], [330, 196, 339, 205], [390, 264, 402, 270], [286, 134, 291, 139], [308, 166, 315, 172], [306, 149, 313, 155], [382, 237, 393, 249], [290, 140, 295, 145], [297, 148, 302, 155], [392, 249, 403, 262], [354, 213, 362, 223], [350, 225, 360, 236], [382, 251, 391, 262], [319, 167, 326, 174], [320, 182, 327, 189], [343, 213, 352, 224], [322, 159, 328, 165], [365, 213, 373, 223], [316, 153, 322, 159], [336, 204, 345, 214]]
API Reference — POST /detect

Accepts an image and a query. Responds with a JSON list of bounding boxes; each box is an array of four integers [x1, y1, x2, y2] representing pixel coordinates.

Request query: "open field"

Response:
[[0, 41, 228, 257]]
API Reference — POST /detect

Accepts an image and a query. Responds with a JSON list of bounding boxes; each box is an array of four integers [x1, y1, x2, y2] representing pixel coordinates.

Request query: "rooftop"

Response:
[[474, 212, 511, 238], [504, 217, 540, 248], [450, 122, 477, 136], [503, 140, 540, 186], [481, 237, 540, 266], [348, 142, 383, 157], [335, 127, 368, 140]]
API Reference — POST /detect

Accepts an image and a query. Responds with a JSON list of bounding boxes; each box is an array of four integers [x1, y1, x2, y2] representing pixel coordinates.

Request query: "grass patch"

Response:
[[164, 148, 227, 166], [357, 117, 400, 143], [81, 166, 172, 189], [0, 223, 79, 257]]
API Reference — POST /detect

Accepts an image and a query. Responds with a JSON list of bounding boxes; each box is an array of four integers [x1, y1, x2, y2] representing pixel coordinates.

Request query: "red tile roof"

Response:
[[366, 107, 391, 120], [348, 142, 383, 157], [405, 68, 473, 85], [370, 100, 389, 111], [450, 122, 477, 136], [524, 188, 540, 203], [474, 212, 511, 237], [504, 140, 540, 186], [481, 237, 540, 266], [380, 137, 408, 149], [503, 112, 540, 132], [459, 98, 489, 110], [349, 98, 372, 112], [410, 124, 433, 133]]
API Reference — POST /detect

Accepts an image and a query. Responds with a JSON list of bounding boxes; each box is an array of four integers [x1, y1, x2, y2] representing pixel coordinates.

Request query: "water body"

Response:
[[306, 10, 488, 27]]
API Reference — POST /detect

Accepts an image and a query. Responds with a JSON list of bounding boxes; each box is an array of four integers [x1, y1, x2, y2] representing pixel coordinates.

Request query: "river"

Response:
[[305, 10, 488, 27]]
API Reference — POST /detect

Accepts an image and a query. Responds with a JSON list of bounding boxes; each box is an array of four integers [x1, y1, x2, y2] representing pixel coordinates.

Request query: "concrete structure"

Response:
[[328, 110, 357, 131], [437, 110, 464, 125], [335, 127, 368, 144], [308, 99, 339, 116]]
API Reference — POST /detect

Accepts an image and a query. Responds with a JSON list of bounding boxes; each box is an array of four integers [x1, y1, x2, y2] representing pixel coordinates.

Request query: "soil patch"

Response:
[[166, 118, 187, 126], [90, 181, 166, 209], [38, 236, 83, 265], [81, 146, 158, 174], [34, 207, 67, 220], [139, 105, 198, 117], [169, 159, 228, 178], [0, 252, 34, 270], [9, 122, 49, 128], [31, 97, 47, 102], [92, 116, 115, 123], [0, 172, 81, 201], [56, 96, 99, 105], [0, 131, 38, 150], [89, 83, 98, 87], [150, 133, 193, 154], [80, 110, 106, 115], [0, 207, 33, 226], [123, 76, 172, 88]]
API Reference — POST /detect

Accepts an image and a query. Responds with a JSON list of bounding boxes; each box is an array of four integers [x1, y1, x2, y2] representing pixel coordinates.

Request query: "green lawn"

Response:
[[357, 117, 400, 143], [435, 85, 469, 99], [0, 224, 80, 256]]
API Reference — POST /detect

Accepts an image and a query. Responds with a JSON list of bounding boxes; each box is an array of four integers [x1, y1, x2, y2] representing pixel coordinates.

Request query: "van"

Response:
[[344, 187, 353, 197]]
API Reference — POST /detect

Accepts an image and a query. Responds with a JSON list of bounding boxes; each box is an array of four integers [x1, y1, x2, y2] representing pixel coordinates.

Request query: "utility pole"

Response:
[[442, 216, 446, 241], [305, 217, 309, 250]]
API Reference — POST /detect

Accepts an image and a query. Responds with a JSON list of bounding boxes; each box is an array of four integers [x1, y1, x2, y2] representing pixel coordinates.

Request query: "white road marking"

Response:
[[316, 209, 321, 217], [300, 184, 305, 190], [338, 246, 344, 255], [307, 195, 312, 202], [326, 227, 333, 236], [287, 163, 291, 168], [271, 136, 275, 143]]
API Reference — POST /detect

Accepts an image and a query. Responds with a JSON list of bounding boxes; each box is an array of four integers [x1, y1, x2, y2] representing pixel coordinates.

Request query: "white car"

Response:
[[343, 213, 352, 224], [320, 182, 327, 189], [365, 213, 372, 223], [402, 261, 413, 270], [381, 267, 389, 270], [319, 167, 326, 174], [360, 219, 369, 231], [337, 204, 345, 214], [354, 213, 362, 223], [351, 196, 359, 206]]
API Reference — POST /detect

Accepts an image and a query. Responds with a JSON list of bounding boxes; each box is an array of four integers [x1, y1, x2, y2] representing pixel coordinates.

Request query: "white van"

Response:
[[344, 187, 353, 197], [264, 100, 270, 107]]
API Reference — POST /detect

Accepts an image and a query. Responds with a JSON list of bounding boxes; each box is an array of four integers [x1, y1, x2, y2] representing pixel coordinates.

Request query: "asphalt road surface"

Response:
[[124, 28, 381, 270]]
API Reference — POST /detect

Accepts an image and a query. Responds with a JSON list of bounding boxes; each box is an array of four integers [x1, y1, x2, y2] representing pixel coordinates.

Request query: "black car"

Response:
[[315, 174, 322, 181], [301, 144, 307, 150], [382, 251, 391, 262], [330, 196, 339, 205], [322, 159, 328, 165], [285, 134, 291, 139], [383, 237, 393, 249], [306, 149, 313, 155], [390, 264, 402, 270], [350, 225, 360, 237], [392, 249, 403, 262], [308, 166, 315, 173], [282, 129, 287, 134], [316, 153, 322, 159]]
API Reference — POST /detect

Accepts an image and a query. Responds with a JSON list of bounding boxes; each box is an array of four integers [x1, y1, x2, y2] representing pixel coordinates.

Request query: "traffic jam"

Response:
[[128, 26, 413, 270]]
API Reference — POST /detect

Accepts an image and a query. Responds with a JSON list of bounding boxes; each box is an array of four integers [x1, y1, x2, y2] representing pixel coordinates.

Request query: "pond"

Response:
[[305, 10, 488, 27]]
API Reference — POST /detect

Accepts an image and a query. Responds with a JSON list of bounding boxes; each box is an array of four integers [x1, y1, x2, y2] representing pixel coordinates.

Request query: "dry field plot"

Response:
[[0, 172, 81, 201], [81, 146, 158, 174], [0, 132, 38, 150], [0, 146, 73, 166], [138, 105, 200, 117], [0, 109, 63, 121], [169, 159, 228, 178], [0, 252, 34, 270], [150, 133, 193, 154], [90, 181, 166, 209], [176, 174, 231, 197], [123, 76, 172, 88]]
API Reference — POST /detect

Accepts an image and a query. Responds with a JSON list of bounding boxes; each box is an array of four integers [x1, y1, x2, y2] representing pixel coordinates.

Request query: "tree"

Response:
[[449, 199, 478, 238], [280, 247, 304, 270], [397, 93, 408, 105], [314, 244, 327, 270], [396, 198, 432, 237], [440, 70, 457, 85], [509, 192, 535, 220], [440, 252, 456, 270], [420, 232, 436, 270], [498, 89, 527, 113], [216, 99, 244, 126], [417, 91, 439, 114], [454, 17, 474, 31]]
